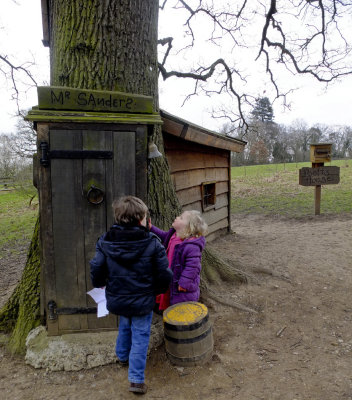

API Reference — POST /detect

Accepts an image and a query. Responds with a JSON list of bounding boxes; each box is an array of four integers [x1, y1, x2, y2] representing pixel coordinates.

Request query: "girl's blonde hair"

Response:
[[179, 210, 208, 239]]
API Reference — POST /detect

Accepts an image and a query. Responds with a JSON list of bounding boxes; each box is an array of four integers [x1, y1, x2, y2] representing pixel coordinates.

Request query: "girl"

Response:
[[150, 210, 208, 310]]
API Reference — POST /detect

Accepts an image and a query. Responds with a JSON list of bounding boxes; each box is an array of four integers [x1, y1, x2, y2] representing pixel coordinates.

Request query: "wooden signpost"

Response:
[[299, 166, 340, 186], [299, 143, 340, 215]]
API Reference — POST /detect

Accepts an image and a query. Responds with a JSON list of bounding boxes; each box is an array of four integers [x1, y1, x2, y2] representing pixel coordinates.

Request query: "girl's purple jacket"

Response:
[[150, 226, 205, 305]]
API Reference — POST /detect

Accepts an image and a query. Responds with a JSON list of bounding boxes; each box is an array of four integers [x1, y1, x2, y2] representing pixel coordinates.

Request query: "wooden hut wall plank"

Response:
[[177, 186, 202, 206], [206, 227, 228, 242], [214, 193, 228, 210], [227, 151, 231, 232], [216, 181, 228, 195], [202, 207, 228, 226], [173, 168, 228, 191], [177, 186, 228, 209], [181, 203, 229, 232], [166, 150, 228, 172], [174, 181, 228, 204], [50, 129, 81, 331], [37, 124, 58, 335], [182, 201, 202, 212], [163, 133, 228, 157], [207, 218, 229, 235]]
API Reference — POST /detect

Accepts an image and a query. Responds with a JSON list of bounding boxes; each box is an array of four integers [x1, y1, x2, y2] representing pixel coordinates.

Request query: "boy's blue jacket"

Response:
[[90, 224, 172, 317]]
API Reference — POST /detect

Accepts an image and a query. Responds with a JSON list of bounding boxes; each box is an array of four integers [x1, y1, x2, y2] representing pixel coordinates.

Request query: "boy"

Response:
[[90, 196, 172, 394]]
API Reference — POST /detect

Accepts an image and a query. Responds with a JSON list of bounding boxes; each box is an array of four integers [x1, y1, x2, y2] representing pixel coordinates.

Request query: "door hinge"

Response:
[[40, 142, 113, 167], [47, 300, 97, 320]]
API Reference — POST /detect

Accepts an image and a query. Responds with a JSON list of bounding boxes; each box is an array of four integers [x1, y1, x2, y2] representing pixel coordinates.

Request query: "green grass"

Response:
[[0, 189, 38, 254], [0, 161, 350, 254], [231, 159, 352, 217]]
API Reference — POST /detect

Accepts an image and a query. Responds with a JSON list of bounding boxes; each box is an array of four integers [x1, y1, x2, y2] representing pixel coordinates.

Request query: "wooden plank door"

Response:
[[42, 125, 147, 335]]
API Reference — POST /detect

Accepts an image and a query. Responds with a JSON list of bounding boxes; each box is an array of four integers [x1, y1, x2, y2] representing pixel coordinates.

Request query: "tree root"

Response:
[[199, 247, 257, 313], [202, 288, 258, 313], [252, 267, 274, 275], [252, 266, 291, 282], [201, 247, 251, 285]]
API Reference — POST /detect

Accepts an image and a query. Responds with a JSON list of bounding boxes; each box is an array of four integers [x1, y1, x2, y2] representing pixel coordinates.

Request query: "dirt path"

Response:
[[1, 214, 352, 400]]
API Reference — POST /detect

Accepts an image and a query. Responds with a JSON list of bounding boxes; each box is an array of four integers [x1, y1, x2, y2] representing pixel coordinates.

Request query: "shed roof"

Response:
[[161, 110, 246, 153]]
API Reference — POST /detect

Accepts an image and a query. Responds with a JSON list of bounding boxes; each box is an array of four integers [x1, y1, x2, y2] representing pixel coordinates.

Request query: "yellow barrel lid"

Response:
[[163, 302, 208, 326]]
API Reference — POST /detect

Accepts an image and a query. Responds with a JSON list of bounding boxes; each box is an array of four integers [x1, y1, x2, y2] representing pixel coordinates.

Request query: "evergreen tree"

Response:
[[251, 97, 274, 123]]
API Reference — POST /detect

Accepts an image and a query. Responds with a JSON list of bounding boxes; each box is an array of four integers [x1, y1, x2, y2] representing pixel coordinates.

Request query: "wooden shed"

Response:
[[161, 110, 246, 242]]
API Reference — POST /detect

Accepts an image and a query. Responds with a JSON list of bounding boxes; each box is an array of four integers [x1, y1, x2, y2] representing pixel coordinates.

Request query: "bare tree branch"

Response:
[[256, 0, 277, 60], [0, 54, 37, 114], [159, 56, 249, 130], [158, 37, 174, 67], [159, 0, 168, 10]]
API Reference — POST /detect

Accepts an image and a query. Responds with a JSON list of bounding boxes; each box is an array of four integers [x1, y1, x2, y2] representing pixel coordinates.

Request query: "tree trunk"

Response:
[[0, 0, 245, 353], [0, 218, 41, 353], [49, 0, 180, 228]]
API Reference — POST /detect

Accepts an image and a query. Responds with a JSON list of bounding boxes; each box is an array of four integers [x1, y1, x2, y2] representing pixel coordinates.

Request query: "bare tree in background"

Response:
[[0, 56, 37, 113], [1, 1, 352, 133], [8, 111, 36, 159], [159, 0, 352, 130]]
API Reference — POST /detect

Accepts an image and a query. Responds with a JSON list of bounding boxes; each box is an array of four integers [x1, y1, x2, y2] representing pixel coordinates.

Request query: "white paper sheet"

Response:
[[97, 301, 109, 318], [87, 288, 109, 318]]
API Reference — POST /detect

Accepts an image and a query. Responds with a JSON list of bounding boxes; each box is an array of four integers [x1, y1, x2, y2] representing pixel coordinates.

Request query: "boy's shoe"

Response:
[[116, 357, 128, 367], [129, 382, 148, 394]]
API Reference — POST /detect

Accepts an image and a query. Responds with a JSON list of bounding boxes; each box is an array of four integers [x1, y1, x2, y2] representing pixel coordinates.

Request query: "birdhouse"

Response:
[[310, 143, 332, 163]]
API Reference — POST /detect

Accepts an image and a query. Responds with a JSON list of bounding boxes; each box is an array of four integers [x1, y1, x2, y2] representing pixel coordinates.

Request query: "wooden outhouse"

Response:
[[161, 110, 246, 242], [27, 86, 160, 335]]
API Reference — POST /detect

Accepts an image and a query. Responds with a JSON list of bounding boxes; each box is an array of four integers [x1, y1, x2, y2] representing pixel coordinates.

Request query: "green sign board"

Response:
[[37, 86, 153, 114]]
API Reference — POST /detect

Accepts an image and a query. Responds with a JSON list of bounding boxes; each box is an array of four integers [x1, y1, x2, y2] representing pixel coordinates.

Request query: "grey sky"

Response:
[[1, 0, 352, 133]]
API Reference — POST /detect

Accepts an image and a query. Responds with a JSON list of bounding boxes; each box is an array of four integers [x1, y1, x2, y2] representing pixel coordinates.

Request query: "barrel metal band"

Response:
[[165, 327, 212, 344], [167, 348, 212, 363], [164, 314, 209, 332]]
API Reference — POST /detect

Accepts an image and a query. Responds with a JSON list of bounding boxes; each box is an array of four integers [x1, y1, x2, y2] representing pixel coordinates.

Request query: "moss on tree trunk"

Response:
[[0, 218, 41, 353]]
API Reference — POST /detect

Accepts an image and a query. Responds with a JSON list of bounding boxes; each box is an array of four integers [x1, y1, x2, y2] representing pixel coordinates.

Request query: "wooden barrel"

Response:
[[163, 302, 213, 366]]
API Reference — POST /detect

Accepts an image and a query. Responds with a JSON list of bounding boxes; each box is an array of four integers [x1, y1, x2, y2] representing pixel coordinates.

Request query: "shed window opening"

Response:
[[202, 182, 216, 209]]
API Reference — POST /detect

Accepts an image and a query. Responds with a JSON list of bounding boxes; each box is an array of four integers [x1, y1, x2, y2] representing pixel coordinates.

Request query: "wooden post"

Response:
[[314, 184, 321, 215], [312, 162, 324, 215], [299, 144, 339, 216]]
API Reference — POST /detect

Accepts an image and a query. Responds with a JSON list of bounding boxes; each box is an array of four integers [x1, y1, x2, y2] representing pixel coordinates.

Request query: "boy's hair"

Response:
[[112, 196, 148, 226], [179, 210, 208, 239]]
